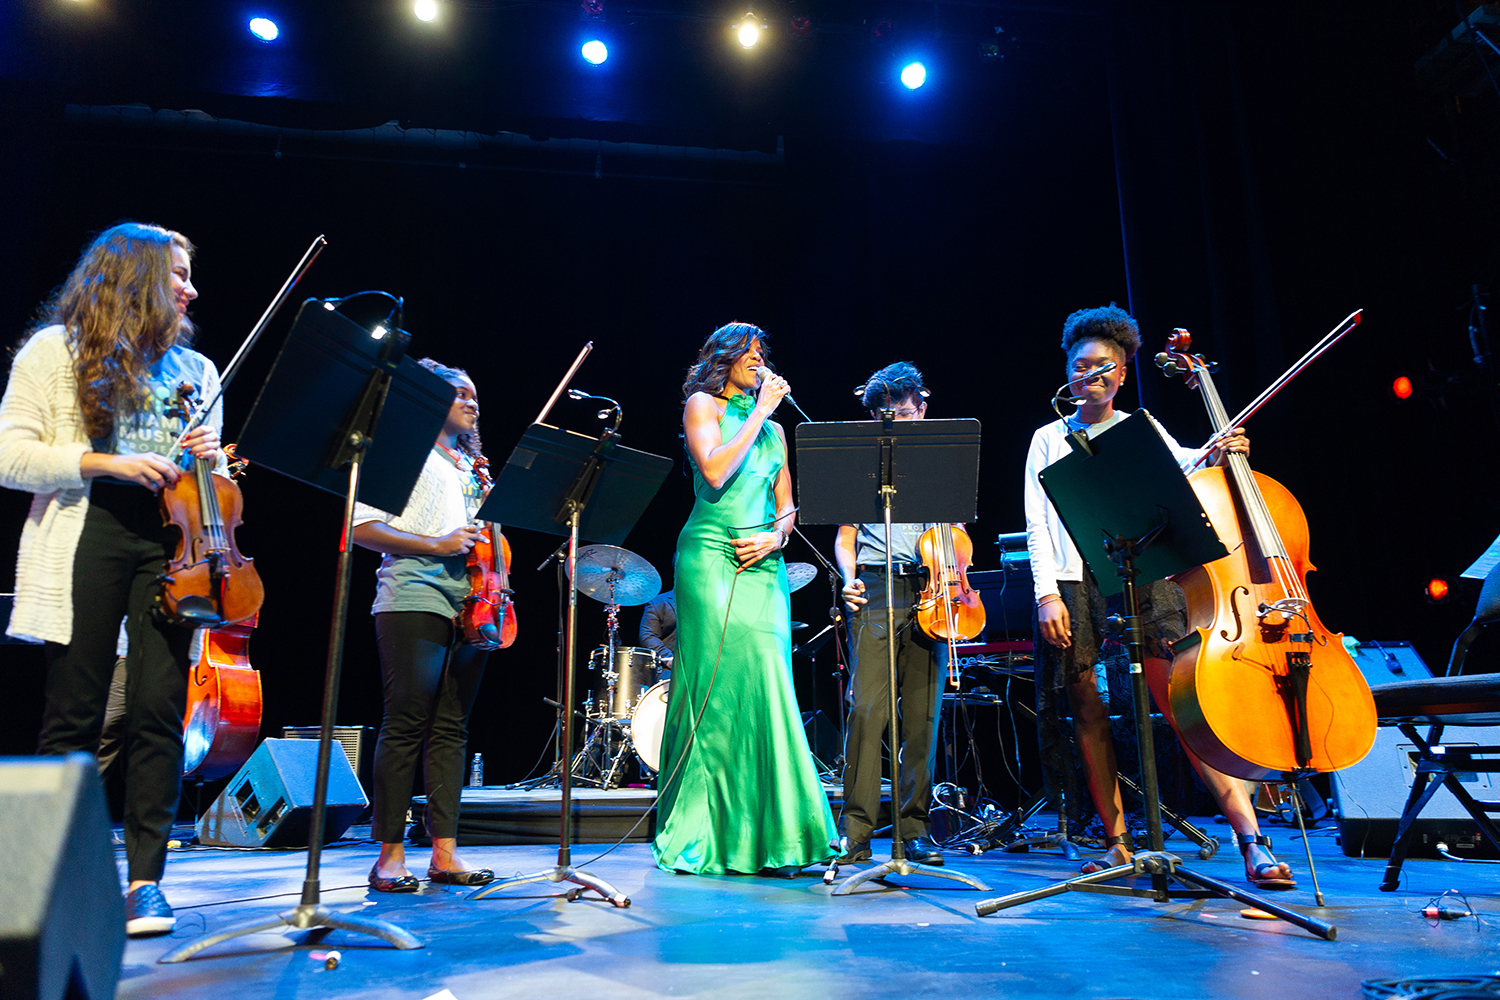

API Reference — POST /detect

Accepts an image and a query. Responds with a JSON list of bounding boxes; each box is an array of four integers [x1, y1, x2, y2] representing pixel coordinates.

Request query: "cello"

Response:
[[915, 524, 986, 687], [181, 445, 263, 780], [457, 456, 516, 651], [1156, 329, 1375, 779]]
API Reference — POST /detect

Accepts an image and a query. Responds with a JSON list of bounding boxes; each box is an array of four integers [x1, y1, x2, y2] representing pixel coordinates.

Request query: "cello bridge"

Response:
[[1257, 598, 1308, 620]]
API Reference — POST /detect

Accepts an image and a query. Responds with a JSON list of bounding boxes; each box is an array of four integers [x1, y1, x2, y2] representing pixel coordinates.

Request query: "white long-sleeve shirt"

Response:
[[1023, 410, 1197, 604]]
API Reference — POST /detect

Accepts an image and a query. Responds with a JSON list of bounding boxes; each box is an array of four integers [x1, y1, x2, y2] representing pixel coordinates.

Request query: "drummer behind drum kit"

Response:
[[562, 544, 820, 789]]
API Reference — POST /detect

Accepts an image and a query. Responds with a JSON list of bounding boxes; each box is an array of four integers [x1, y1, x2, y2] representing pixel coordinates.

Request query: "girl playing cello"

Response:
[[1024, 305, 1295, 889]]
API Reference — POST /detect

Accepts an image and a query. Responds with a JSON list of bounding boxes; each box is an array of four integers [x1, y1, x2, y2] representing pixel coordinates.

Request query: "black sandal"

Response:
[[1080, 833, 1131, 874], [1238, 833, 1296, 889]]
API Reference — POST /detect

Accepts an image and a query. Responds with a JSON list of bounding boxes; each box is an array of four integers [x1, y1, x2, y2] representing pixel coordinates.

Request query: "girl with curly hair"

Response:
[[0, 222, 225, 937], [1024, 305, 1296, 889]]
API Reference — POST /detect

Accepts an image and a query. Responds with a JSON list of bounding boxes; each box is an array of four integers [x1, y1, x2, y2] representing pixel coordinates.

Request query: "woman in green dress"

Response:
[[652, 322, 838, 875]]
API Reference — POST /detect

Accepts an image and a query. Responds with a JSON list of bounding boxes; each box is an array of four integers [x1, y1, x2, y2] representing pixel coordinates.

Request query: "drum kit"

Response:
[[562, 544, 819, 789]]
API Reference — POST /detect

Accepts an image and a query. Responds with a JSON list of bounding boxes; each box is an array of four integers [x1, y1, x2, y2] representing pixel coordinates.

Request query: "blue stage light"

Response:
[[248, 17, 279, 41], [582, 39, 608, 64], [900, 62, 927, 89]]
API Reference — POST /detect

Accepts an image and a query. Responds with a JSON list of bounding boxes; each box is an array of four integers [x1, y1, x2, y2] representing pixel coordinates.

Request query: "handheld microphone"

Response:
[[755, 367, 813, 422], [1422, 899, 1474, 920]]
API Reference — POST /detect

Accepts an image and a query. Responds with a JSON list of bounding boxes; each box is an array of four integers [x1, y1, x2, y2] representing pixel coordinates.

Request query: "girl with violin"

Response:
[[834, 362, 949, 868], [351, 358, 496, 892], [0, 223, 224, 937], [1024, 305, 1295, 889]]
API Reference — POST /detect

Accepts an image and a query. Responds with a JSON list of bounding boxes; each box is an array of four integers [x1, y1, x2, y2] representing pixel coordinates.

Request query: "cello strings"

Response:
[[1195, 362, 1308, 606]]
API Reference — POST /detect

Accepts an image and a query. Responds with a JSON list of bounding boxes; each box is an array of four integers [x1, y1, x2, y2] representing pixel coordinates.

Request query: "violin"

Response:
[[915, 524, 986, 687], [457, 455, 516, 650], [155, 383, 264, 628], [1156, 329, 1374, 779]]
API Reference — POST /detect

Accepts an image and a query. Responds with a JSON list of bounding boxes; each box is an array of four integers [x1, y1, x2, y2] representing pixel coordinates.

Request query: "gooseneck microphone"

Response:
[[1051, 360, 1118, 404], [755, 367, 813, 422]]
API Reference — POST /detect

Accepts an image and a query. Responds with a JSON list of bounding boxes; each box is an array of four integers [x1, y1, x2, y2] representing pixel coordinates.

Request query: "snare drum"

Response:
[[587, 646, 659, 718], [629, 680, 670, 773]]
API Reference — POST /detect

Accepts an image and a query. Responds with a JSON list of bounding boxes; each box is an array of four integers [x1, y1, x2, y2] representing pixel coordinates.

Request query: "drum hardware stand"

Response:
[[972, 415, 1335, 939], [467, 362, 669, 907], [794, 415, 989, 895]]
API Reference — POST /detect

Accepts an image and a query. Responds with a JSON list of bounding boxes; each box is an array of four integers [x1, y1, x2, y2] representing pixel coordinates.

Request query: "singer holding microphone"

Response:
[[651, 322, 838, 876], [1024, 305, 1295, 889]]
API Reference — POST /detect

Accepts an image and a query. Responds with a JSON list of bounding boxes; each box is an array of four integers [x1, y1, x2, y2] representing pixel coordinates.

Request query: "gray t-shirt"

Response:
[[854, 522, 936, 567], [91, 343, 223, 483], [354, 447, 482, 618]]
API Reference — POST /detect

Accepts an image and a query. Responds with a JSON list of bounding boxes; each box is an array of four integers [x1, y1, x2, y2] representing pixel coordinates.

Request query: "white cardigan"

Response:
[[0, 326, 223, 644]]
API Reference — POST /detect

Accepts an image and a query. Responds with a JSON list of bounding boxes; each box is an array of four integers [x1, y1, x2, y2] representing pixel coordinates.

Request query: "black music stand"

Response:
[[161, 299, 454, 963], [467, 421, 670, 905], [971, 412, 1336, 940], [795, 417, 989, 894]]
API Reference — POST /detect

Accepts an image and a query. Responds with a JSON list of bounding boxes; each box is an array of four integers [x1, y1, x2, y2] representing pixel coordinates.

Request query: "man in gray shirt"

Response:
[[834, 362, 947, 866]]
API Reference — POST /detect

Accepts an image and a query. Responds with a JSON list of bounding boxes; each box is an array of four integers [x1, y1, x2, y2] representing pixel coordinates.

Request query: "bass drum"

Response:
[[629, 680, 671, 773]]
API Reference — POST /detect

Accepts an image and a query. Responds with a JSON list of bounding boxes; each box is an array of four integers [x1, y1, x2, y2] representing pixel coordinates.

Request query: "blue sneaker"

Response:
[[125, 884, 175, 938]]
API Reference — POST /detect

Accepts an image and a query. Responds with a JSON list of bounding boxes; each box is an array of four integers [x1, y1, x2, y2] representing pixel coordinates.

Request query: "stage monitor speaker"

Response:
[[197, 738, 368, 848], [0, 753, 124, 1000], [280, 725, 374, 792], [1331, 725, 1500, 859], [1348, 639, 1434, 685]]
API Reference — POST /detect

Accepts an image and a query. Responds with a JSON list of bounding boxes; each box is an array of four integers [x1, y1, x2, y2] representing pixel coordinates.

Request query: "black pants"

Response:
[[839, 572, 946, 843], [40, 482, 191, 884], [371, 611, 489, 844]]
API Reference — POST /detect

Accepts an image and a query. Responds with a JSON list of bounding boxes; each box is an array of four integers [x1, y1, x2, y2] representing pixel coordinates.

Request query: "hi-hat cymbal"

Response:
[[785, 562, 818, 593], [567, 545, 662, 606]]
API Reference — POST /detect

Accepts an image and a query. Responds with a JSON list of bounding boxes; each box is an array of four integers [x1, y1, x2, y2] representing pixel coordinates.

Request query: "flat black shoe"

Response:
[[368, 865, 421, 893], [904, 836, 944, 866], [427, 865, 495, 886], [836, 837, 872, 865]]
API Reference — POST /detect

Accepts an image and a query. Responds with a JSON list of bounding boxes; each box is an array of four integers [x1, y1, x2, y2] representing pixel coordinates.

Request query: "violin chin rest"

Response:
[[172, 595, 224, 626]]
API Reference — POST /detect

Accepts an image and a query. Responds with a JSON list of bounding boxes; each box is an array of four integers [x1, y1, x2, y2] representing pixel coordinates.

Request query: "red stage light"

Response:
[[1392, 375, 1414, 400], [789, 15, 811, 37], [1426, 577, 1451, 603]]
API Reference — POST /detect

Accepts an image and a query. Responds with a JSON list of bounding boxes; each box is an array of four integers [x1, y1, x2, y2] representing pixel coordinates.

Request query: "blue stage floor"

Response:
[[119, 814, 1500, 1000]]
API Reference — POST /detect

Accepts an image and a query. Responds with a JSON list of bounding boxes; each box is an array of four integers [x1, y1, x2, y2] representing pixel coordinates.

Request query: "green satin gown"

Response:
[[652, 392, 838, 874]]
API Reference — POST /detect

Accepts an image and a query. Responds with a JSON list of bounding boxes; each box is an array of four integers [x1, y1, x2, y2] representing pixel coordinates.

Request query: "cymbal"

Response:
[[790, 621, 809, 632], [567, 545, 662, 606], [785, 562, 818, 593]]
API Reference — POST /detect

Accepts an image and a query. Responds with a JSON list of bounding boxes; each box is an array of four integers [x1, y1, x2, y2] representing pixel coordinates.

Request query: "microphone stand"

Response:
[[791, 526, 852, 782]]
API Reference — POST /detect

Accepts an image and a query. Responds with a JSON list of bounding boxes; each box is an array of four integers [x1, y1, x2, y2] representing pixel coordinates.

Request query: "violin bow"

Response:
[[1187, 308, 1362, 469], [168, 234, 329, 459]]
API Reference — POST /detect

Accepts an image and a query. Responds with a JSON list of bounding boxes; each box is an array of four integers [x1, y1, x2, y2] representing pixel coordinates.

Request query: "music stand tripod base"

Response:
[[831, 855, 991, 895], [159, 903, 422, 963], [468, 864, 631, 907], [972, 851, 1335, 941]]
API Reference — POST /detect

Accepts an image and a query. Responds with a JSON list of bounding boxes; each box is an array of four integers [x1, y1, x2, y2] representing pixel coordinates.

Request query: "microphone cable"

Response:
[[575, 516, 789, 868]]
